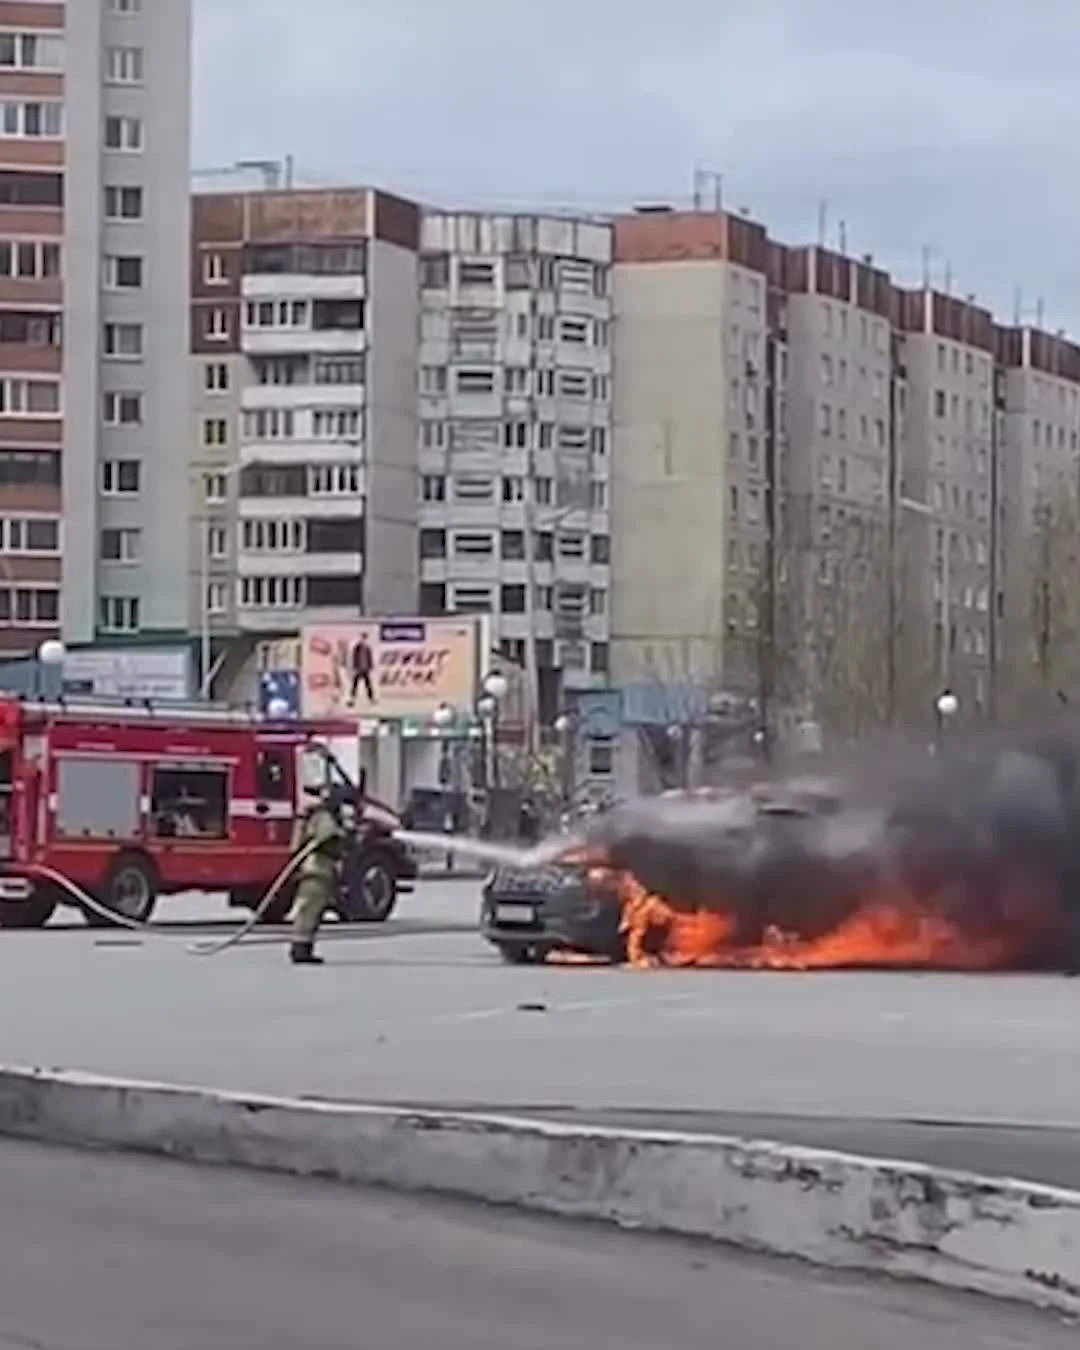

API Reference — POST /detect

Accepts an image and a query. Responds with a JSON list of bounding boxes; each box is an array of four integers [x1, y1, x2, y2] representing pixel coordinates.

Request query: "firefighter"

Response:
[[287, 784, 348, 966]]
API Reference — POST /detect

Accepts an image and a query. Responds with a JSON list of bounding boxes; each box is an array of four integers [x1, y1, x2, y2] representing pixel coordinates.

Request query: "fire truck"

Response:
[[0, 694, 417, 930]]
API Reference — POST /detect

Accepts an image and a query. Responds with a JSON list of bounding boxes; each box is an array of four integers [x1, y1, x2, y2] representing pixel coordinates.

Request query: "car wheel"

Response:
[[498, 943, 543, 965], [86, 852, 159, 928]]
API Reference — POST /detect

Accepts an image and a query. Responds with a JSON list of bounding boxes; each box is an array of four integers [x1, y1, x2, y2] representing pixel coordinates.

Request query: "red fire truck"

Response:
[[0, 694, 416, 929]]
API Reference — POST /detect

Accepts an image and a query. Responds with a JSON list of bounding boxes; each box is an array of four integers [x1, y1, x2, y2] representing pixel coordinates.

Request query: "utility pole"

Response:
[[757, 333, 777, 758]]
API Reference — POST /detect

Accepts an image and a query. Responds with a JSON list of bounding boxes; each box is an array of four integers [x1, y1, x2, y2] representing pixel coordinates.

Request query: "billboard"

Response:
[[301, 618, 479, 721]]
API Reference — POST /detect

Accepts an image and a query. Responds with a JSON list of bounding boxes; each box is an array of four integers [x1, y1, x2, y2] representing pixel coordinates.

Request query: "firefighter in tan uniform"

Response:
[[288, 786, 348, 965]]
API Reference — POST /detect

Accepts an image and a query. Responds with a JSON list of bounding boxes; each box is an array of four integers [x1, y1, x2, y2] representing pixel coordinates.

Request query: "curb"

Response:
[[0, 1065, 1077, 1316]]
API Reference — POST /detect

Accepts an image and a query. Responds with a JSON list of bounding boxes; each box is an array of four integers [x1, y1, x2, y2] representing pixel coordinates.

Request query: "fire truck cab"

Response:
[[0, 694, 415, 929]]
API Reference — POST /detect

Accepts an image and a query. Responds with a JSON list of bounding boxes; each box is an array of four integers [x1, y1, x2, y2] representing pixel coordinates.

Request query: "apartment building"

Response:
[[894, 290, 996, 721], [417, 211, 613, 706], [66, 0, 191, 645], [996, 325, 1080, 712], [0, 1, 188, 652], [610, 208, 770, 696], [189, 186, 420, 679]]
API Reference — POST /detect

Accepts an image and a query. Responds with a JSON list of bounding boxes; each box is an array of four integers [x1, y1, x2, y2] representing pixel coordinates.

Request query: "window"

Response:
[[203, 417, 227, 447], [453, 532, 495, 558], [105, 46, 143, 84], [0, 101, 63, 138], [557, 316, 589, 344], [0, 172, 62, 208], [109, 0, 144, 12], [557, 369, 590, 399], [0, 449, 60, 487], [0, 33, 65, 70], [101, 459, 140, 495], [104, 115, 142, 152], [457, 260, 495, 287], [0, 377, 59, 414], [420, 474, 445, 502], [103, 391, 141, 425], [205, 307, 230, 340], [104, 185, 143, 220], [312, 408, 361, 440], [204, 472, 227, 503], [98, 595, 140, 633], [0, 585, 58, 626], [420, 420, 446, 450], [206, 581, 227, 615], [99, 527, 140, 563], [103, 254, 142, 289], [103, 322, 143, 358], [237, 576, 303, 610], [203, 252, 226, 284], [3, 516, 58, 553], [501, 529, 525, 560], [557, 532, 586, 560], [419, 528, 446, 559], [590, 534, 610, 564], [204, 361, 229, 393], [207, 525, 228, 559], [501, 584, 526, 613], [244, 299, 308, 329], [313, 356, 364, 385], [241, 409, 296, 441], [419, 365, 447, 395], [503, 420, 528, 449], [240, 518, 304, 553], [453, 475, 494, 502], [455, 368, 495, 394], [449, 584, 493, 614], [0, 239, 59, 280], [307, 463, 360, 497]]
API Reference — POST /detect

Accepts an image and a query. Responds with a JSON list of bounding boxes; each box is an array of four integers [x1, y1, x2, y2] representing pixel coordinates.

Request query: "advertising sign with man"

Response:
[[301, 619, 479, 721]]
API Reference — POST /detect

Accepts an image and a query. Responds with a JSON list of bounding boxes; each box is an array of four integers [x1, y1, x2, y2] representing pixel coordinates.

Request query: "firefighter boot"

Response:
[[289, 941, 324, 966]]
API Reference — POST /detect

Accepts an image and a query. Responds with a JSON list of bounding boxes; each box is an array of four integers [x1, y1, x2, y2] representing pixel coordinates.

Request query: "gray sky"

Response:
[[194, 0, 1080, 330]]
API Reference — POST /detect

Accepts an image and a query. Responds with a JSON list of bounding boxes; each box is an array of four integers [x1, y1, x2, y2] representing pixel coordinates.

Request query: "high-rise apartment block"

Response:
[[189, 186, 420, 683], [0, 0, 190, 652], [416, 212, 613, 708]]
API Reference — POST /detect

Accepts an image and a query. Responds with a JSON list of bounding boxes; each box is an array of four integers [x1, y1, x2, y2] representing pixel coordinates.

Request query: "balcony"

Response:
[[242, 326, 366, 356], [241, 382, 366, 411], [242, 272, 366, 302], [238, 549, 363, 577]]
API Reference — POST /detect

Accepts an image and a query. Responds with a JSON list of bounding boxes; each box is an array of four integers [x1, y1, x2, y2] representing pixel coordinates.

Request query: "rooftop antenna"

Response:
[[837, 219, 847, 254], [692, 165, 705, 210], [1035, 297, 1045, 329], [1012, 286, 1022, 325], [943, 261, 952, 295], [816, 200, 827, 247], [921, 245, 931, 289]]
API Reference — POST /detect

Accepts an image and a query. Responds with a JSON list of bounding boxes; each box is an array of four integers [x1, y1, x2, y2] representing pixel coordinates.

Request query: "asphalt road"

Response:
[[3, 881, 1080, 1188], [0, 1138, 1072, 1350]]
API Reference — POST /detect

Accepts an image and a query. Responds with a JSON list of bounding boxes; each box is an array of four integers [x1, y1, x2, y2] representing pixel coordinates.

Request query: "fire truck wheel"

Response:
[[86, 852, 159, 927], [347, 852, 398, 923], [0, 884, 58, 929]]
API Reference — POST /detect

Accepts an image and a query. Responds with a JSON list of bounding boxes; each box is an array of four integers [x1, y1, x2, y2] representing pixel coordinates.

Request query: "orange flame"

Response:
[[597, 869, 1056, 972]]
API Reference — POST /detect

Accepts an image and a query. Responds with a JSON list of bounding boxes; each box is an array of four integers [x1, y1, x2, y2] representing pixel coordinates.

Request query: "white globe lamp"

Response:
[[482, 670, 508, 701], [935, 690, 959, 719], [554, 713, 570, 734], [37, 638, 65, 667], [432, 702, 454, 729], [476, 694, 497, 719]]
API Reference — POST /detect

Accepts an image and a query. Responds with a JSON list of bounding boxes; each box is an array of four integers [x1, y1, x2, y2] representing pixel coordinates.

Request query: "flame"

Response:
[[599, 869, 1056, 972]]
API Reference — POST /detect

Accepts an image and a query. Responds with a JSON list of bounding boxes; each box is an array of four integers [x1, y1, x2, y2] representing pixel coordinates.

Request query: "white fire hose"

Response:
[[25, 835, 323, 956]]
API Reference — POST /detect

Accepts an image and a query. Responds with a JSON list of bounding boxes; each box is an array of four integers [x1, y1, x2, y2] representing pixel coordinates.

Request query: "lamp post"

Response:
[[935, 688, 958, 750], [554, 711, 575, 808], [432, 701, 455, 790], [35, 637, 65, 698], [477, 669, 508, 792]]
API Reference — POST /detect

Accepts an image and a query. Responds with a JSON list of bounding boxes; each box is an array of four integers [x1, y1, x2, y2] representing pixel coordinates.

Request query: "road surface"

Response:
[[0, 1138, 1072, 1350], [2, 880, 1079, 1187]]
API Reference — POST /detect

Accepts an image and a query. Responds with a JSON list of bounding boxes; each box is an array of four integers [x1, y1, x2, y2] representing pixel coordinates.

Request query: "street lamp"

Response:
[[482, 670, 508, 701], [935, 688, 958, 749], [35, 637, 64, 699], [432, 702, 454, 730], [554, 712, 574, 806]]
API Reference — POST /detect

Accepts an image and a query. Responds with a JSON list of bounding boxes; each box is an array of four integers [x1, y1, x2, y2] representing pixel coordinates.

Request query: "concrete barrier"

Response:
[[0, 1064, 1077, 1316]]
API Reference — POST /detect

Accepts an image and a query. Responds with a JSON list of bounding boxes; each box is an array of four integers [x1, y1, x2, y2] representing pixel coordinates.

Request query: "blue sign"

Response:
[[258, 669, 300, 718], [568, 688, 623, 738], [379, 621, 426, 644]]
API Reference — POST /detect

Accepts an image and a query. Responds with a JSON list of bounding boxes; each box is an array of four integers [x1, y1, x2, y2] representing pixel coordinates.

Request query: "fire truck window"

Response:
[[256, 749, 291, 800], [150, 767, 228, 840]]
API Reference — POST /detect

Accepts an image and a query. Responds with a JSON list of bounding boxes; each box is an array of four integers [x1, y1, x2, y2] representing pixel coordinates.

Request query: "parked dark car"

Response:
[[480, 854, 625, 964]]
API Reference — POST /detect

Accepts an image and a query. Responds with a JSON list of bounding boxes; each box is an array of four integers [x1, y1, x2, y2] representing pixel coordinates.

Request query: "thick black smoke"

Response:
[[574, 724, 1080, 969]]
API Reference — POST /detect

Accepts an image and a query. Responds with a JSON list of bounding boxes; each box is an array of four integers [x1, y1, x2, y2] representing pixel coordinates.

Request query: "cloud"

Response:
[[192, 0, 1080, 328]]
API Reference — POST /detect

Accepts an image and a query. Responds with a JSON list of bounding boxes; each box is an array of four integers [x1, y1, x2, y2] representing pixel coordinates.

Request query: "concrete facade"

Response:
[[62, 0, 192, 646]]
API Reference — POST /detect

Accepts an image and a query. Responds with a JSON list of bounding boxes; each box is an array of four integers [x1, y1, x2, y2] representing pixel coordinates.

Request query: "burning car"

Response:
[[479, 853, 625, 964]]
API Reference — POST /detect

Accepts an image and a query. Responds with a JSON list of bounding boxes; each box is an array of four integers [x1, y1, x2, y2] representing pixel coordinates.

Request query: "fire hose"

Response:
[[24, 835, 323, 956]]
